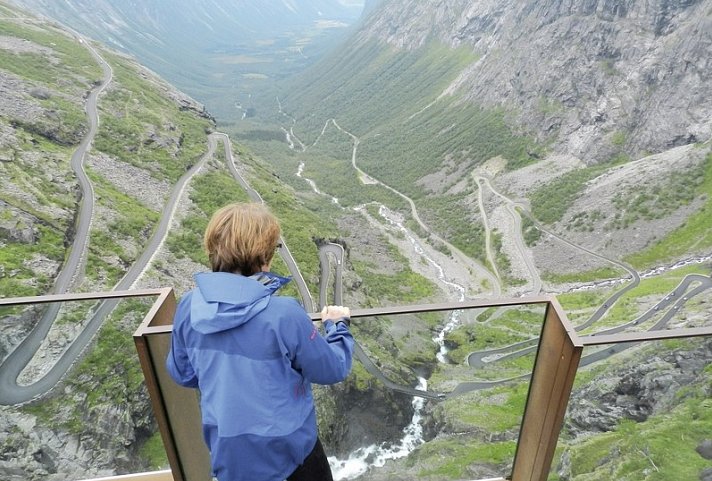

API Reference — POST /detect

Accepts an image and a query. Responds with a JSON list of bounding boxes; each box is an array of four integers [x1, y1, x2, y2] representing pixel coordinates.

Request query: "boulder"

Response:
[[697, 439, 712, 460], [700, 467, 712, 481]]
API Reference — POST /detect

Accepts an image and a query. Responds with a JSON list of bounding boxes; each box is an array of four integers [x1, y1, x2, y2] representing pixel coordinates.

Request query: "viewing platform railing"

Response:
[[2, 288, 711, 481]]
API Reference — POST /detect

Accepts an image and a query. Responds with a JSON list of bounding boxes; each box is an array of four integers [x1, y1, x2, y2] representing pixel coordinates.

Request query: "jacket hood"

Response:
[[190, 271, 291, 334]]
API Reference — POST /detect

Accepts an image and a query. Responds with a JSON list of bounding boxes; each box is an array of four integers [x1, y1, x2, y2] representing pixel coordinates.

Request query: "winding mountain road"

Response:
[[274, 108, 712, 399], [465, 174, 641, 367], [6, 57, 702, 406], [0, 36, 114, 405], [317, 242, 344, 310], [318, 242, 447, 400], [474, 176, 502, 284], [474, 175, 541, 294], [327, 119, 502, 295], [0, 121, 218, 405], [213, 132, 315, 311], [0, 127, 324, 404]]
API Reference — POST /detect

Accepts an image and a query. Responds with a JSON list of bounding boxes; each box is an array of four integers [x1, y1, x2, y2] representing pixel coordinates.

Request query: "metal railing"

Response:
[[79, 470, 173, 481], [2, 289, 711, 481]]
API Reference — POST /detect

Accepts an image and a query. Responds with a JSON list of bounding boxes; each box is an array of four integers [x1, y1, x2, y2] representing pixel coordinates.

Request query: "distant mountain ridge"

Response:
[[352, 0, 712, 163], [8, 0, 364, 118], [9, 0, 363, 45]]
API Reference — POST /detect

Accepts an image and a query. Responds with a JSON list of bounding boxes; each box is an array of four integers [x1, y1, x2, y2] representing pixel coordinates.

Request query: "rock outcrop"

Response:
[[567, 339, 712, 434], [358, 0, 712, 163]]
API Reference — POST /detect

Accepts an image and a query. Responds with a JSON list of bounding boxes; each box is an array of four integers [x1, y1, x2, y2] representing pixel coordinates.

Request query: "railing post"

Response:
[[510, 298, 582, 481]]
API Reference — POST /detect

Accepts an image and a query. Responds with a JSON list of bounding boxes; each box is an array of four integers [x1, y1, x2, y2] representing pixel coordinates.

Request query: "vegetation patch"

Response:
[[0, 19, 102, 91], [530, 163, 611, 225], [351, 257, 437, 307], [139, 432, 169, 470], [83, 169, 159, 287], [444, 382, 529, 432], [0, 159, 69, 293], [444, 308, 543, 364], [626, 152, 712, 268], [542, 266, 624, 284], [558, 392, 712, 480], [609, 164, 704, 229], [166, 169, 251, 266], [517, 208, 541, 247], [412, 436, 516, 478], [94, 51, 213, 183], [419, 193, 487, 264]]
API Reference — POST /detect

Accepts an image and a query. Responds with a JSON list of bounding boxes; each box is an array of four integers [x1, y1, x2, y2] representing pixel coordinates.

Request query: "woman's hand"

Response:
[[321, 305, 350, 322]]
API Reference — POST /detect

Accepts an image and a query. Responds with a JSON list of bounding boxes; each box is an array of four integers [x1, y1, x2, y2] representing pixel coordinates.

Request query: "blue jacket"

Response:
[[166, 271, 354, 481]]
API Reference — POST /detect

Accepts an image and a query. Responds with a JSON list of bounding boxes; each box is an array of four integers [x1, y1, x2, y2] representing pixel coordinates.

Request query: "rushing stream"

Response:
[[288, 130, 469, 478], [377, 205, 467, 362], [296, 161, 339, 204], [568, 253, 712, 293], [329, 378, 428, 479], [327, 206, 468, 479]]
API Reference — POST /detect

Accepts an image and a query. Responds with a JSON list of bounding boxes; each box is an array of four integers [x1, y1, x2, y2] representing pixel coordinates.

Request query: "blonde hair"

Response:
[[204, 203, 281, 276]]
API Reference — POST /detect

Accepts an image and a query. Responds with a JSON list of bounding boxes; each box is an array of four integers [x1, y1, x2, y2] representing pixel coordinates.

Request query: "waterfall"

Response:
[[329, 378, 428, 479], [328, 206, 470, 479]]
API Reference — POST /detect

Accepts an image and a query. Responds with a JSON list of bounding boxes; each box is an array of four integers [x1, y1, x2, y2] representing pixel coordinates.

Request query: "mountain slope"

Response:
[[0, 6, 415, 480], [257, 0, 712, 277], [354, 0, 712, 163], [0, 3, 213, 478], [8, 0, 365, 119]]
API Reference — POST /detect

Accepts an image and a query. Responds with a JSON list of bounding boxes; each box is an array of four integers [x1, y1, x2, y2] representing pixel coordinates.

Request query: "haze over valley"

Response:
[[1, 0, 711, 480]]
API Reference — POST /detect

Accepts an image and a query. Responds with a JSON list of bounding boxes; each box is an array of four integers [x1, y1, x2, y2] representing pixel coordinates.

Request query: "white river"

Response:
[[377, 205, 467, 362], [327, 206, 468, 479], [288, 132, 468, 478], [329, 377, 428, 479]]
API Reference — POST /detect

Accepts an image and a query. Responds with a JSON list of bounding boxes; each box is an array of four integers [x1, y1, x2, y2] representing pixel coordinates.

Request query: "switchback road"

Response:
[[213, 132, 315, 312], [0, 124, 217, 405]]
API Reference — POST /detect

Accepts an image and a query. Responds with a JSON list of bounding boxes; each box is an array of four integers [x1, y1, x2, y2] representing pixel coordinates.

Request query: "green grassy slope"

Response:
[[279, 40, 539, 184], [232, 39, 542, 272], [0, 16, 102, 298], [626, 151, 712, 268]]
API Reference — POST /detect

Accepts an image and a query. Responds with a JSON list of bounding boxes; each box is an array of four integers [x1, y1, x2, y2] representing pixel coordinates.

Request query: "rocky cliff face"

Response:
[[358, 0, 712, 163], [568, 339, 712, 433], [0, 371, 155, 481]]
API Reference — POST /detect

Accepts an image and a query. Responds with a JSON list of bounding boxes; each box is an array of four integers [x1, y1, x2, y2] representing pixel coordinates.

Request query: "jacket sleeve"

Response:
[[165, 298, 199, 388], [287, 306, 354, 385]]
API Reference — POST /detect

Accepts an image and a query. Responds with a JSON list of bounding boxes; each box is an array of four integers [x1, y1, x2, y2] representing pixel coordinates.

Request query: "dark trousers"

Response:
[[287, 438, 334, 481]]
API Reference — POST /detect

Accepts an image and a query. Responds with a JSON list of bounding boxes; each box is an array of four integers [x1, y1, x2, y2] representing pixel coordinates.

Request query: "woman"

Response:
[[166, 202, 354, 481]]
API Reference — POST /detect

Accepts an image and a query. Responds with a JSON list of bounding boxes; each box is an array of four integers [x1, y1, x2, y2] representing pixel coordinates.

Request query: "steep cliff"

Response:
[[357, 0, 712, 163]]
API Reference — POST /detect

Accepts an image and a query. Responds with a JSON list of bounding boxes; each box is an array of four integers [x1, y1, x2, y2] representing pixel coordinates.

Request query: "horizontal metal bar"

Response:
[[130, 297, 556, 335], [579, 326, 712, 346], [73, 472, 508, 481], [139, 325, 176, 336], [308, 295, 554, 321], [0, 288, 171, 307], [77, 469, 173, 481]]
